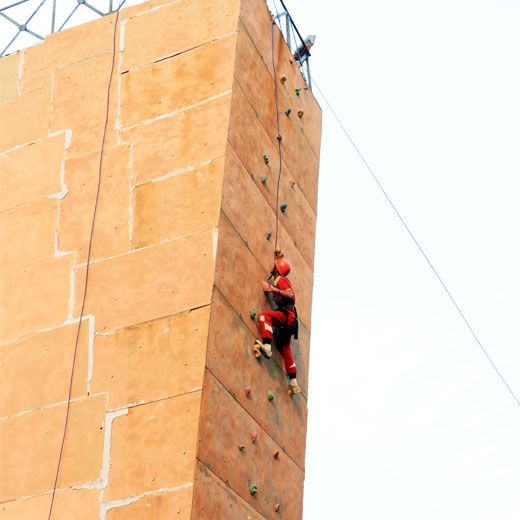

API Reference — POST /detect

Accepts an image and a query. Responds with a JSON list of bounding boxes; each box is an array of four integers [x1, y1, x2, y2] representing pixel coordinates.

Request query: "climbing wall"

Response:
[[191, 0, 321, 517], [0, 0, 321, 518]]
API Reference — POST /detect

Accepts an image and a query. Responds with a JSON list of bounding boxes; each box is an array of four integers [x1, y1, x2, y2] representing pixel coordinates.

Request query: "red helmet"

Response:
[[275, 258, 291, 277]]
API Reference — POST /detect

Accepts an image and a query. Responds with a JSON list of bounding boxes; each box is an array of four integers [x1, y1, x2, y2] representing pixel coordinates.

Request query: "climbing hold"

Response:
[[238, 444, 245, 451], [280, 202, 288, 213], [267, 389, 274, 401], [284, 108, 292, 116], [280, 75, 287, 84], [245, 386, 252, 398], [261, 175, 267, 183], [277, 133, 282, 142], [249, 309, 257, 320], [290, 181, 296, 189], [266, 231, 272, 241], [263, 153, 270, 164], [249, 484, 258, 496], [274, 503, 281, 513], [273, 449, 280, 459], [304, 85, 309, 90], [250, 431, 258, 443], [295, 88, 301, 96], [297, 110, 304, 118]]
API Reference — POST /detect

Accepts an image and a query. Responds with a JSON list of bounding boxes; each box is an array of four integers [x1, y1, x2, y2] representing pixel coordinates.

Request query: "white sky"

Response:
[[292, 1, 520, 518], [2, 1, 519, 518]]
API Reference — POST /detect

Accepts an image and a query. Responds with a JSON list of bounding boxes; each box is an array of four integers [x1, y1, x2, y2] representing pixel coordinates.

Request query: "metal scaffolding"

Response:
[[269, 0, 313, 89], [0, 0, 311, 88], [0, 0, 129, 56]]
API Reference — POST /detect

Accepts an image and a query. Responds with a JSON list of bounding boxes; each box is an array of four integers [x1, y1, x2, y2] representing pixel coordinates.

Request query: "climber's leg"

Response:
[[257, 310, 287, 358], [278, 333, 300, 395]]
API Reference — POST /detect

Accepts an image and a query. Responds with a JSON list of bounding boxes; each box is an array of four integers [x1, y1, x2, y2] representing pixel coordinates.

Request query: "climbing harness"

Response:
[[277, 304, 299, 340]]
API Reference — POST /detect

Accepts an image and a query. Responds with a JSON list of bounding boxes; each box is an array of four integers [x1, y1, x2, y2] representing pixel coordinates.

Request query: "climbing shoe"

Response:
[[288, 379, 301, 396], [253, 339, 272, 359]]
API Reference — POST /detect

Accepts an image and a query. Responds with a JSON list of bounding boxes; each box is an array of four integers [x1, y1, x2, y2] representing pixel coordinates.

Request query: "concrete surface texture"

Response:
[[0, 0, 321, 517]]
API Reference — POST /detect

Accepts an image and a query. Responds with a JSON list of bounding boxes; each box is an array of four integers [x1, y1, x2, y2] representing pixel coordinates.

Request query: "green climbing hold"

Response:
[[295, 88, 301, 96], [249, 309, 257, 320], [284, 108, 292, 116], [261, 175, 267, 183], [267, 389, 274, 401], [263, 153, 270, 164], [280, 202, 288, 213], [249, 484, 259, 496], [266, 231, 272, 241]]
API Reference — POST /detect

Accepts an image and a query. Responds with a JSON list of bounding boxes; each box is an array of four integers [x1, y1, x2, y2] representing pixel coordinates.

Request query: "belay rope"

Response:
[[47, 8, 121, 520], [271, 17, 283, 254]]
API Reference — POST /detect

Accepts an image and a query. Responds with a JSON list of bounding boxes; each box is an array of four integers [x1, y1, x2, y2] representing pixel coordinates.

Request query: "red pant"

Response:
[[258, 310, 297, 376]]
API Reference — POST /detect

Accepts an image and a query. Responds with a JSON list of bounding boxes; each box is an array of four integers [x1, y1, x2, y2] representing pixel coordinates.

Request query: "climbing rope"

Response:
[[47, 8, 121, 520], [312, 78, 520, 410], [270, 15, 283, 254], [269, 0, 310, 258]]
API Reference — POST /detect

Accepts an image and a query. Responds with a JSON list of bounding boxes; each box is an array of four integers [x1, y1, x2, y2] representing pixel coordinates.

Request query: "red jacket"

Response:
[[273, 276, 295, 309]]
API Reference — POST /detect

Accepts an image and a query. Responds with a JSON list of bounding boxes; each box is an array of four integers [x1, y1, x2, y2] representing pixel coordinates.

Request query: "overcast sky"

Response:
[[2, 1, 519, 518], [291, 1, 520, 518]]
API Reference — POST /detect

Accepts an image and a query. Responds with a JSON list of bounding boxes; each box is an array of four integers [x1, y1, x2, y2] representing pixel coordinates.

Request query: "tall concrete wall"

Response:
[[0, 0, 321, 518]]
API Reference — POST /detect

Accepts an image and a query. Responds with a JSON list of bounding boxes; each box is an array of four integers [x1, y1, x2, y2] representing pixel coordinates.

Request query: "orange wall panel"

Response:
[[0, 0, 321, 517]]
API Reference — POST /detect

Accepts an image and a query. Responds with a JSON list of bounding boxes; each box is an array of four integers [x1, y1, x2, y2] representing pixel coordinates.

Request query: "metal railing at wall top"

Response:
[[268, 0, 313, 89]]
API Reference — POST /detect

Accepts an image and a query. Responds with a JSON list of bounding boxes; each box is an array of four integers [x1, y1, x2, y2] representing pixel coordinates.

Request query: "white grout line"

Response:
[[134, 156, 223, 187], [0, 392, 107, 421], [119, 89, 232, 132], [105, 386, 203, 412], [73, 405, 128, 494], [100, 408, 128, 487], [100, 482, 193, 519], [125, 0, 182, 22], [67, 265, 76, 322], [17, 51, 24, 96], [128, 144, 135, 244], [116, 19, 125, 144], [86, 315, 96, 394], [119, 18, 127, 53], [0, 136, 41, 156], [74, 227, 214, 269]]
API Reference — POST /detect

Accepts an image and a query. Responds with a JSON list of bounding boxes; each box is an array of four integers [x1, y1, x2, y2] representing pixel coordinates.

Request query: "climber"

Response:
[[255, 251, 300, 396]]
